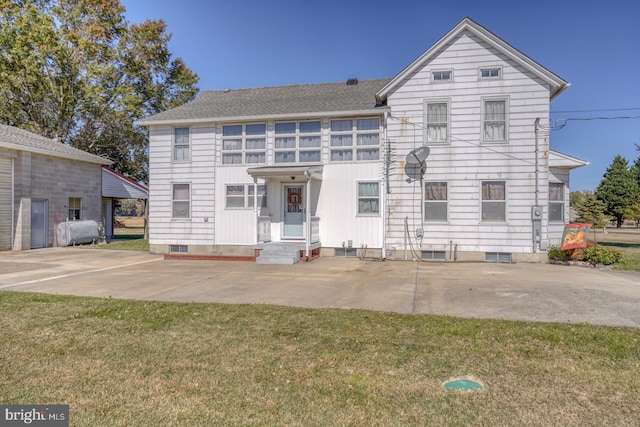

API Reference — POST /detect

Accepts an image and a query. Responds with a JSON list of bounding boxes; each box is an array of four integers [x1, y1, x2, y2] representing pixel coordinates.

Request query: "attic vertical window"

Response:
[[483, 100, 507, 142], [68, 197, 81, 220], [173, 128, 190, 161]]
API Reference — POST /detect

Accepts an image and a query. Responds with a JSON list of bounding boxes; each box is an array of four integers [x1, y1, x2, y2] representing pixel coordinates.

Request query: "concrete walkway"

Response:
[[1, 247, 639, 327]]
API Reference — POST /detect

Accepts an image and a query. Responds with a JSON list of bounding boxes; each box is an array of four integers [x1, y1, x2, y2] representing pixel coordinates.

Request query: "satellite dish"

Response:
[[404, 162, 426, 181], [405, 146, 430, 165]]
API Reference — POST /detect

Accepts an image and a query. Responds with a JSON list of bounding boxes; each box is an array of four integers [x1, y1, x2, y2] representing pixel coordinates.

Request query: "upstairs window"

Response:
[[483, 99, 507, 142], [275, 121, 321, 164], [222, 124, 266, 165], [425, 101, 449, 143], [330, 117, 380, 162], [173, 127, 190, 161]]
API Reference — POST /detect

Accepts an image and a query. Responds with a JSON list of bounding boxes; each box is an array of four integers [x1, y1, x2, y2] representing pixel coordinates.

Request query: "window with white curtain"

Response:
[[330, 117, 380, 162], [549, 182, 564, 222], [275, 121, 321, 163], [483, 100, 507, 142], [357, 182, 380, 215], [221, 124, 266, 164], [482, 181, 506, 221], [226, 184, 267, 209], [425, 101, 449, 143], [424, 182, 447, 222], [172, 183, 190, 218], [173, 127, 190, 161]]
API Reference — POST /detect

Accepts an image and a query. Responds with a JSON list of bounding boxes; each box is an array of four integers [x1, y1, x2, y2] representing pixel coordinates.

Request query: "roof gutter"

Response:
[[0, 142, 112, 165], [135, 107, 390, 127]]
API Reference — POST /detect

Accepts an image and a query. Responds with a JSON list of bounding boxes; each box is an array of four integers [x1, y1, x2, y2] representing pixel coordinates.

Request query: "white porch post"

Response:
[[253, 178, 258, 245], [305, 171, 311, 260]]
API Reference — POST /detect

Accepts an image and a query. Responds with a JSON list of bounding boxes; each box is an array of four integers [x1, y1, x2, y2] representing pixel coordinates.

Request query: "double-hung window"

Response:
[[68, 197, 81, 220], [483, 99, 507, 142], [424, 182, 447, 222], [173, 128, 190, 161], [357, 182, 380, 215], [222, 124, 266, 164], [425, 101, 449, 143], [330, 117, 380, 162], [275, 121, 321, 163], [172, 183, 190, 219], [549, 182, 565, 222], [225, 184, 267, 208], [482, 181, 506, 222]]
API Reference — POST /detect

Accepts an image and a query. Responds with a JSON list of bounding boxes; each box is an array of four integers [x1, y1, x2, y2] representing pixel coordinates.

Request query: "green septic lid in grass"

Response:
[[443, 379, 483, 391]]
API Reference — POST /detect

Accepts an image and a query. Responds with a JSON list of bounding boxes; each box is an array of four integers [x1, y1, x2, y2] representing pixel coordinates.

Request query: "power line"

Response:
[[551, 107, 640, 114], [551, 115, 640, 130]]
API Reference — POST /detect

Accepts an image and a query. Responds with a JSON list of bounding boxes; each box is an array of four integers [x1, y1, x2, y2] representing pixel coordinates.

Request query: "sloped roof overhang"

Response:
[[549, 150, 589, 170], [247, 164, 323, 181]]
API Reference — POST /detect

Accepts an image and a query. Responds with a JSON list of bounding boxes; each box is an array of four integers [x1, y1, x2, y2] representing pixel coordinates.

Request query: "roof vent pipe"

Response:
[[346, 78, 358, 85]]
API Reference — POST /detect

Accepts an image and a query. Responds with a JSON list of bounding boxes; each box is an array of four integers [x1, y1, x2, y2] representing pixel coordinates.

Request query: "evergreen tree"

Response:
[[595, 155, 639, 228], [574, 191, 606, 228]]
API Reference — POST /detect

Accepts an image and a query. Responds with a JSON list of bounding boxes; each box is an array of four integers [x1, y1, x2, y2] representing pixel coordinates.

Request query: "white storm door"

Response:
[[283, 185, 304, 238]]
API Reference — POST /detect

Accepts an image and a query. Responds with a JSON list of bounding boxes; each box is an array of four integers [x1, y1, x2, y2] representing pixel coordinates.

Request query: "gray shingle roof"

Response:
[[137, 78, 392, 125], [0, 124, 111, 165]]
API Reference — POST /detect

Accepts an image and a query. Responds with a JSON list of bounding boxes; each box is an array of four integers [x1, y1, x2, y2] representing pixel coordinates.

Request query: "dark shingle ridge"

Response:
[[139, 78, 392, 124]]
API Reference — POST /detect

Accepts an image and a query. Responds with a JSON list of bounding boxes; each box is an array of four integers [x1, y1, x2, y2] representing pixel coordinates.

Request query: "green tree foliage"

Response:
[[574, 191, 606, 229], [0, 0, 199, 183], [595, 155, 638, 228]]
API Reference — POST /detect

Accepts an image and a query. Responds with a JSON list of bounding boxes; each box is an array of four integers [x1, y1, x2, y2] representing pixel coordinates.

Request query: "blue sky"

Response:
[[122, 0, 640, 191]]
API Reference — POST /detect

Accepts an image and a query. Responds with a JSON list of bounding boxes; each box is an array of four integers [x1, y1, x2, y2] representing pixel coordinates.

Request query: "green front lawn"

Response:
[[1, 292, 638, 426]]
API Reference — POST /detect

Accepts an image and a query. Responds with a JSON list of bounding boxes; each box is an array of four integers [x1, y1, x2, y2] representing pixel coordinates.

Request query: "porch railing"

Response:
[[258, 216, 271, 243], [310, 216, 320, 243]]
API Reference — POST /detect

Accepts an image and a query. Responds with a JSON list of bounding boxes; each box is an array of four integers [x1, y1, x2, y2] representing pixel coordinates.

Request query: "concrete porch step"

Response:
[[256, 244, 301, 265]]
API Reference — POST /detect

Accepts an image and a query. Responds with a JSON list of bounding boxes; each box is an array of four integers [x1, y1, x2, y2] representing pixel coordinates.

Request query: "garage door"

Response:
[[0, 157, 12, 250]]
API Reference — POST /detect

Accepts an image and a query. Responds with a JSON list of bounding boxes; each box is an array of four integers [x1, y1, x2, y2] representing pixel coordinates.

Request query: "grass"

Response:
[[590, 228, 640, 270], [0, 292, 638, 426]]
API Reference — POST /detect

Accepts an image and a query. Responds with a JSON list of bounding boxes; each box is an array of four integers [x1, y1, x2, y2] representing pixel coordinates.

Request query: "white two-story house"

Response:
[[137, 18, 586, 263]]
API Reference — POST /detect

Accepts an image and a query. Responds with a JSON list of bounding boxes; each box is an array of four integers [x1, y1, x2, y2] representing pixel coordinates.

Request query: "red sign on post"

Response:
[[560, 223, 591, 250]]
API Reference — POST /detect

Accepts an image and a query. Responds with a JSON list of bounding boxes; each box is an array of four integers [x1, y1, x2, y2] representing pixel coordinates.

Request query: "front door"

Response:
[[283, 185, 304, 239], [31, 199, 48, 248]]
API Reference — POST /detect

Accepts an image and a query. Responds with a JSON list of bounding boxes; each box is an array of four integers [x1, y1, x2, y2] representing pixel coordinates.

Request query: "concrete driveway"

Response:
[[1, 247, 639, 327]]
